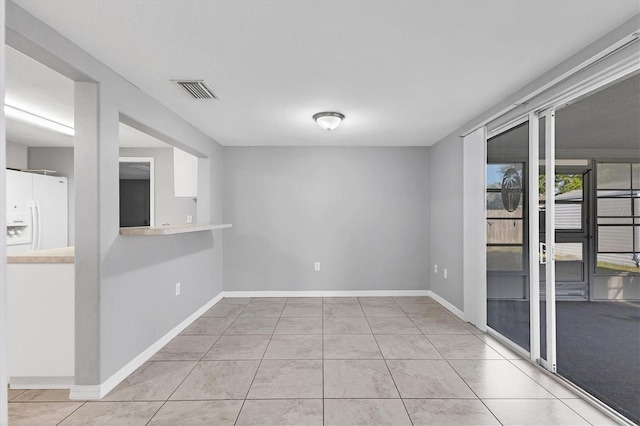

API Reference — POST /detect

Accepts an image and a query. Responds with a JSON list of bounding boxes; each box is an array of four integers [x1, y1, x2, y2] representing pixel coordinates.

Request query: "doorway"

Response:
[[540, 169, 591, 301], [4, 45, 76, 392], [118, 157, 154, 228]]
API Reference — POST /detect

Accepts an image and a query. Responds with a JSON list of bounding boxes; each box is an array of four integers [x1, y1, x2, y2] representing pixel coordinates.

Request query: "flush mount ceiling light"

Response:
[[4, 105, 74, 136], [313, 111, 344, 131]]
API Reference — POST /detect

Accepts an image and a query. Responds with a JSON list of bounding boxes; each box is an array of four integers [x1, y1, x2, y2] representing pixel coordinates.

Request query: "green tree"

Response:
[[539, 174, 582, 195]]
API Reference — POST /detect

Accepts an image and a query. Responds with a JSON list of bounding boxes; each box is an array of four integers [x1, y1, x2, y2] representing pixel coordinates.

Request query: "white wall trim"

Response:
[[225, 290, 467, 321], [426, 290, 465, 321], [9, 376, 74, 390], [222, 290, 431, 298], [69, 291, 223, 400], [224, 290, 465, 321]]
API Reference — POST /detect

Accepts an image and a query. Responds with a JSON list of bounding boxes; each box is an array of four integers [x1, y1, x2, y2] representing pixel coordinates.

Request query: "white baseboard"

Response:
[[69, 291, 224, 400], [222, 290, 431, 298], [426, 290, 465, 321], [10, 376, 74, 390], [224, 290, 466, 322], [69, 289, 463, 401], [67, 385, 101, 400]]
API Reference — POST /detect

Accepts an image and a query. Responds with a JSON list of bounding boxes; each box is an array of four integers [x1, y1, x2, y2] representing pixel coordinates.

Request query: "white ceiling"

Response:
[[5, 46, 170, 148], [5, 44, 74, 147], [10, 0, 640, 147]]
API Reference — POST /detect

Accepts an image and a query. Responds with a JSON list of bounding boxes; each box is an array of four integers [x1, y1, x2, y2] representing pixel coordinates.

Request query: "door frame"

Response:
[[539, 107, 557, 372], [528, 113, 541, 363], [118, 157, 155, 227], [483, 112, 555, 367], [541, 166, 592, 301]]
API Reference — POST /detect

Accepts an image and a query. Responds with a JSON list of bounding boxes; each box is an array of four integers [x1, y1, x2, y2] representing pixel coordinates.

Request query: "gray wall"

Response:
[[6, 1, 224, 386], [429, 135, 464, 310], [6, 143, 27, 169], [223, 147, 431, 292], [119, 148, 197, 226], [28, 147, 74, 245], [102, 145, 224, 377]]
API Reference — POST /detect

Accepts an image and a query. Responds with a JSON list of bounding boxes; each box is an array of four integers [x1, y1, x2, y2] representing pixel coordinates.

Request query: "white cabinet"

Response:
[[8, 262, 75, 388], [173, 147, 198, 198]]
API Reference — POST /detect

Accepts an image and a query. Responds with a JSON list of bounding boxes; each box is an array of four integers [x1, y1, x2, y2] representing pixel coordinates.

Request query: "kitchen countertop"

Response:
[[119, 223, 232, 235], [7, 246, 75, 264]]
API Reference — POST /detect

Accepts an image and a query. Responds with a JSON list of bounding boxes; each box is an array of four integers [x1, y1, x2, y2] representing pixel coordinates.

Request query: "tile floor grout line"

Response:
[[366, 308, 416, 426], [403, 303, 506, 425], [546, 399, 597, 426], [145, 299, 245, 425], [506, 356, 572, 397], [232, 301, 282, 425], [322, 296, 325, 426], [505, 357, 596, 424], [53, 400, 88, 426], [438, 347, 505, 425], [6, 388, 26, 402], [13, 296, 598, 425]]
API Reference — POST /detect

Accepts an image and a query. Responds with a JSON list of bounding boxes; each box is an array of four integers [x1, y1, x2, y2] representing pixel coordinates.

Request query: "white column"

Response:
[[73, 83, 102, 388], [463, 127, 487, 329], [0, 0, 8, 424]]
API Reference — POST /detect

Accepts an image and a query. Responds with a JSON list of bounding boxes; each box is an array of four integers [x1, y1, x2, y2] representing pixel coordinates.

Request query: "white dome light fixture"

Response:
[[313, 111, 345, 131]]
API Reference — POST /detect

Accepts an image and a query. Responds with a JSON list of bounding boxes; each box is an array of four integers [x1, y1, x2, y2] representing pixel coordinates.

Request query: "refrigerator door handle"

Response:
[[36, 201, 42, 250], [35, 201, 43, 250], [28, 200, 38, 251]]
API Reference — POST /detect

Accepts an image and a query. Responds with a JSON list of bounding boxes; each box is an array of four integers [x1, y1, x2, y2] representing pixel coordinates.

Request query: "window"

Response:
[[595, 162, 640, 274], [486, 163, 526, 272]]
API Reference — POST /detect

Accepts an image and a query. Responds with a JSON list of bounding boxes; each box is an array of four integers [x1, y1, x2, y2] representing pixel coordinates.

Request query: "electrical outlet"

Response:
[[434, 264, 438, 273], [314, 262, 320, 271], [186, 215, 193, 224], [175, 282, 181, 296], [444, 269, 448, 279]]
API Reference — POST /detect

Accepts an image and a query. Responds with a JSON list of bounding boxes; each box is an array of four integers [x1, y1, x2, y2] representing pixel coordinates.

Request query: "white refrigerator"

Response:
[[6, 170, 68, 253]]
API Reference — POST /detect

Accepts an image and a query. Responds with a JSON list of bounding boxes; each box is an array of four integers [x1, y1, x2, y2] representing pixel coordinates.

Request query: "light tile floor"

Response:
[[8, 296, 618, 425]]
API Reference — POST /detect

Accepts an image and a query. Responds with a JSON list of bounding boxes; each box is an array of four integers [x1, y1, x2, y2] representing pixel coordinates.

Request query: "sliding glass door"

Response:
[[552, 75, 640, 423], [486, 113, 556, 365], [486, 73, 640, 423], [486, 121, 531, 352]]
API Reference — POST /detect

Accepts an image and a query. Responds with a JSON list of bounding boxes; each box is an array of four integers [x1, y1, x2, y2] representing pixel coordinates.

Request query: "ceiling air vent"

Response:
[[173, 80, 218, 99]]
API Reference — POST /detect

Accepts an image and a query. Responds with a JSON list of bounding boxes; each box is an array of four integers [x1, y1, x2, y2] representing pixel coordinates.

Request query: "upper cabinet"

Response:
[[173, 147, 198, 198]]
